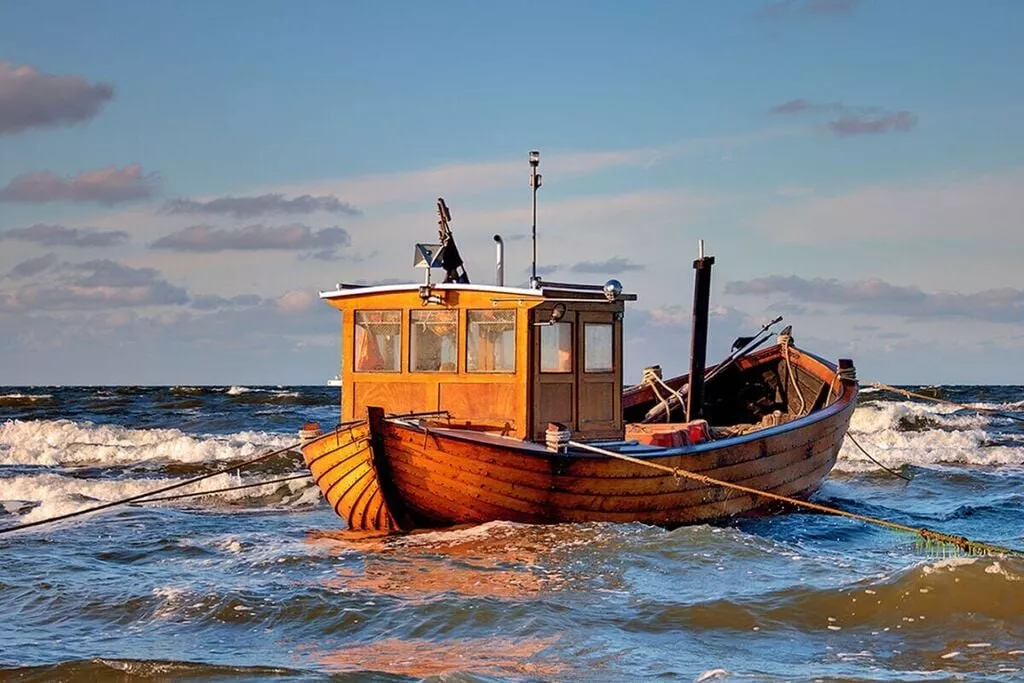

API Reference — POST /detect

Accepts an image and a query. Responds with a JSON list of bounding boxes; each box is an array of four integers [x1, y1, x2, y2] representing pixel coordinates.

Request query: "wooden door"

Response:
[[532, 308, 576, 438], [577, 311, 622, 437]]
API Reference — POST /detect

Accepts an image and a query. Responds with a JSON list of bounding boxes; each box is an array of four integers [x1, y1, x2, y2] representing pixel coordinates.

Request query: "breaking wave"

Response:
[[0, 419, 292, 468], [836, 400, 1024, 472]]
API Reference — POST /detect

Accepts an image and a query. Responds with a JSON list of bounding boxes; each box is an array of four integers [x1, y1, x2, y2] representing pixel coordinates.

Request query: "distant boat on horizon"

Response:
[[326, 375, 341, 387]]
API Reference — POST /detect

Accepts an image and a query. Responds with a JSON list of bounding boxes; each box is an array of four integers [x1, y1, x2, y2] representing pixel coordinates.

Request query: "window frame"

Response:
[[583, 322, 614, 373], [539, 321, 574, 374], [352, 309, 403, 373], [465, 309, 517, 374], [409, 309, 460, 373]]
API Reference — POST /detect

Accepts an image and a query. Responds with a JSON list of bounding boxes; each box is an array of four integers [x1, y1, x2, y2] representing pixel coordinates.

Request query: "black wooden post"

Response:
[[686, 251, 715, 422]]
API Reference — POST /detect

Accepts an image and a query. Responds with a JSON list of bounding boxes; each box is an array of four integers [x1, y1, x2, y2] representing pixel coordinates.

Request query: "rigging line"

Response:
[[567, 439, 1023, 558], [869, 381, 1024, 424], [133, 473, 312, 504], [0, 441, 302, 536], [845, 432, 912, 482]]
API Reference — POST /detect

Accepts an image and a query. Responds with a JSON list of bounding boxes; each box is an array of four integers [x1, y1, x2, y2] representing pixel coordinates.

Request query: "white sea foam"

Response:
[[0, 470, 316, 524], [834, 401, 1024, 472], [226, 386, 254, 395], [0, 419, 293, 467]]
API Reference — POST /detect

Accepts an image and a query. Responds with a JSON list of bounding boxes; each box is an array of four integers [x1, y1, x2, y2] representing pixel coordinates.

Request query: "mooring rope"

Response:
[[134, 473, 312, 504], [567, 439, 1022, 557], [845, 432, 912, 482], [869, 381, 1024, 424], [778, 333, 807, 417], [0, 441, 303, 535]]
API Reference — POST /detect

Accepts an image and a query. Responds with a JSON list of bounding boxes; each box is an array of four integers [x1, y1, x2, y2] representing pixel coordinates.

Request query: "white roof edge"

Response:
[[318, 283, 545, 299]]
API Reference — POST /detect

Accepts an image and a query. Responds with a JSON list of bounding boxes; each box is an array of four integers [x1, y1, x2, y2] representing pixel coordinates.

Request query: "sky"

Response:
[[2, 0, 1023, 385]]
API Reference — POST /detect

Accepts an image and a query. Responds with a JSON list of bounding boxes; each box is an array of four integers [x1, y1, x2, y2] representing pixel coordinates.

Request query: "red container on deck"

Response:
[[686, 419, 710, 445]]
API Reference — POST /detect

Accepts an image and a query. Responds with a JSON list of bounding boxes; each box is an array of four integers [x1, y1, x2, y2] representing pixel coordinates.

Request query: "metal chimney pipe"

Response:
[[493, 234, 504, 286]]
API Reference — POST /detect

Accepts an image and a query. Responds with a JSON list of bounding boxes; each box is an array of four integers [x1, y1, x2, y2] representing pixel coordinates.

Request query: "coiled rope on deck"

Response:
[[641, 365, 685, 423], [0, 440, 304, 535], [568, 439, 1023, 558]]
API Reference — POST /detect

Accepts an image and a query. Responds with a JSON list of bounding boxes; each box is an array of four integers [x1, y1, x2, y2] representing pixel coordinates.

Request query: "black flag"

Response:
[[437, 197, 470, 284]]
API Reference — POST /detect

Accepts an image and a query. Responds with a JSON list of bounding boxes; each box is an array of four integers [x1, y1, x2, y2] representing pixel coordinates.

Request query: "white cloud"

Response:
[[755, 168, 1024, 245]]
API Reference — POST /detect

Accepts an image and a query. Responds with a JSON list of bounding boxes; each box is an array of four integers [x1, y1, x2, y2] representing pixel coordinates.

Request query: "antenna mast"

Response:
[[529, 150, 542, 288]]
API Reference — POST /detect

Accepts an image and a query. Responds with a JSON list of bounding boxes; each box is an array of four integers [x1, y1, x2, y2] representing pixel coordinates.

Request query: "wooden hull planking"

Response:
[[378, 393, 852, 527], [301, 420, 405, 532], [302, 345, 858, 531]]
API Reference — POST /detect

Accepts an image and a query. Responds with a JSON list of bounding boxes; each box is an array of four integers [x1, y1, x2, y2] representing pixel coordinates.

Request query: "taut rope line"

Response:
[[869, 382, 1024, 424], [135, 473, 312, 504], [0, 441, 302, 536], [845, 432, 912, 482], [567, 440, 1022, 557]]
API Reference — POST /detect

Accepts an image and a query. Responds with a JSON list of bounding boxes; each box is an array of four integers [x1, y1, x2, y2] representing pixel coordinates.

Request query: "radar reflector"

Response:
[[414, 243, 444, 269]]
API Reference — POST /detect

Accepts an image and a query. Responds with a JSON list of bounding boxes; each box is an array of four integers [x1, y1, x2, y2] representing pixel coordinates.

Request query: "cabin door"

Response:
[[532, 308, 576, 438], [577, 311, 622, 437], [531, 307, 623, 440]]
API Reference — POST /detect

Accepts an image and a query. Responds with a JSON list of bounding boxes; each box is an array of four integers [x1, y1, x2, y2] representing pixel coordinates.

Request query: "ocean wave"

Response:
[[226, 391, 323, 406], [0, 419, 294, 468], [618, 556, 1024, 634], [0, 393, 55, 408], [835, 403, 1024, 471], [0, 470, 317, 525], [169, 386, 206, 395], [0, 658, 302, 681]]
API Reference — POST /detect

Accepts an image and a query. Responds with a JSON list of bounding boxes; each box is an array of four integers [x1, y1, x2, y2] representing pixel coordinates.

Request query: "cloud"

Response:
[[726, 275, 1024, 324], [0, 164, 157, 204], [150, 224, 351, 254], [769, 100, 917, 136], [275, 289, 316, 314], [0, 223, 129, 247], [827, 111, 916, 136], [161, 193, 361, 219], [0, 62, 114, 135], [270, 130, 792, 210], [8, 253, 58, 279], [757, 0, 860, 19], [536, 257, 646, 277], [189, 294, 263, 311], [754, 168, 1024, 245], [0, 259, 189, 312]]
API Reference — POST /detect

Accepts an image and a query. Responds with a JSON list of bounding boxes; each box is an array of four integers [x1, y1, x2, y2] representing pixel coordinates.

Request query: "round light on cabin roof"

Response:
[[603, 279, 623, 301]]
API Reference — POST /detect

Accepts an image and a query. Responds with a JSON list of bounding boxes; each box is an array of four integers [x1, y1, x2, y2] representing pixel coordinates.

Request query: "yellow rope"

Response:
[[567, 439, 1022, 558]]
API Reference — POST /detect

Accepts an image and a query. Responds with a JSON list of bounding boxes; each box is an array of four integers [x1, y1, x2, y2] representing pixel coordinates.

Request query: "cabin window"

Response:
[[584, 323, 613, 372], [540, 322, 573, 373], [410, 310, 458, 372], [354, 310, 401, 372], [467, 310, 516, 373]]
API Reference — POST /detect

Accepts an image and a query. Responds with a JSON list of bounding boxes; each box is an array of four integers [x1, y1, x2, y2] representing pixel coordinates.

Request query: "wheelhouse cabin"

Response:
[[319, 279, 637, 441]]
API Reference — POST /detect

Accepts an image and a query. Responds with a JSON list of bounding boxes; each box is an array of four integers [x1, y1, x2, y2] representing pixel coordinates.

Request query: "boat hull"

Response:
[[376, 396, 853, 527], [301, 419, 406, 531], [302, 345, 858, 530]]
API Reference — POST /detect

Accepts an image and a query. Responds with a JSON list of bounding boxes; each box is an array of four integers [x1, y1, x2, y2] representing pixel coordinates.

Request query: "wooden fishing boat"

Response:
[[301, 195, 858, 532]]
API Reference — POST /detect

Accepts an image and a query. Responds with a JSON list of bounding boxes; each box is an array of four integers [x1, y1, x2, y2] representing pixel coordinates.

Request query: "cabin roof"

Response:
[[319, 281, 638, 302]]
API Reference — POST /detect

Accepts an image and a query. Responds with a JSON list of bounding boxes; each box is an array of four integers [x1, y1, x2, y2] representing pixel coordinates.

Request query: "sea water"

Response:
[[1, 386, 1022, 681]]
